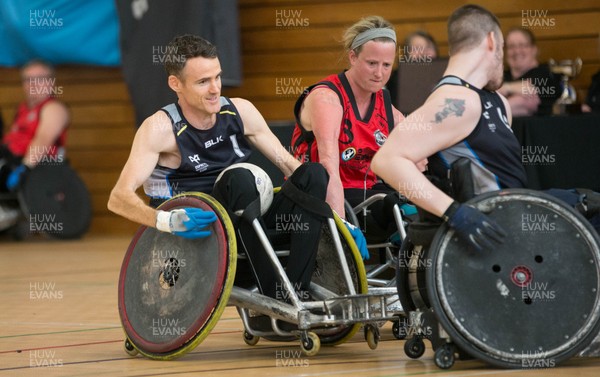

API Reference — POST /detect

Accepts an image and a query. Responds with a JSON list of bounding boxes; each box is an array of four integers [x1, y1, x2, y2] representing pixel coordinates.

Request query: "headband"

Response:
[[350, 28, 397, 50]]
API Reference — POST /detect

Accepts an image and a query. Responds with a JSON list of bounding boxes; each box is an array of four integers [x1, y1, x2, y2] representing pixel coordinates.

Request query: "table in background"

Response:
[[512, 114, 600, 192]]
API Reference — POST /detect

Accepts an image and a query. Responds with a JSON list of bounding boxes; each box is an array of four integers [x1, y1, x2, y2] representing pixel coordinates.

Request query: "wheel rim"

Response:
[[428, 189, 600, 368]]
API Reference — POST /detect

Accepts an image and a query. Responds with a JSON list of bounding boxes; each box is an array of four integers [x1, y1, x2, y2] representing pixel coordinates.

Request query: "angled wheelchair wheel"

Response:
[[19, 163, 91, 239], [309, 213, 368, 345], [118, 192, 236, 360], [427, 189, 600, 368]]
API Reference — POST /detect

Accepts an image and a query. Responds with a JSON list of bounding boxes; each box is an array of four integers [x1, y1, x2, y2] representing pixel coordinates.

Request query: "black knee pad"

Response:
[[287, 162, 329, 200], [212, 168, 259, 213]]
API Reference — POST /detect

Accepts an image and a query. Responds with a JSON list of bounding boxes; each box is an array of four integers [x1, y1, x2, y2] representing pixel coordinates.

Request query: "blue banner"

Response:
[[0, 0, 120, 66]]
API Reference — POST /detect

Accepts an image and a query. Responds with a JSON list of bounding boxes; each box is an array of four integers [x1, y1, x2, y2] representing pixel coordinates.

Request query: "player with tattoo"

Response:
[[372, 5, 517, 251], [373, 4, 600, 250]]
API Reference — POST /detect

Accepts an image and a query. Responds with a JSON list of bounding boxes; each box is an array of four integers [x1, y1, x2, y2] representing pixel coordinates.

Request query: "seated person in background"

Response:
[[387, 30, 439, 106], [108, 35, 329, 300], [291, 16, 426, 255], [582, 69, 600, 113], [0, 59, 69, 192], [497, 27, 561, 116], [372, 5, 599, 253]]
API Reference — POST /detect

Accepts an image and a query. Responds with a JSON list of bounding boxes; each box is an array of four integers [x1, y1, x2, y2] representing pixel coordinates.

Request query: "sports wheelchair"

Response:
[[343, 191, 414, 339], [118, 189, 407, 360], [395, 159, 600, 369], [0, 161, 91, 239]]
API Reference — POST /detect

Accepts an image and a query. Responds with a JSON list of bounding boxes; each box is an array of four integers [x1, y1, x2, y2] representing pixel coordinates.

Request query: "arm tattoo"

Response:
[[434, 98, 466, 124]]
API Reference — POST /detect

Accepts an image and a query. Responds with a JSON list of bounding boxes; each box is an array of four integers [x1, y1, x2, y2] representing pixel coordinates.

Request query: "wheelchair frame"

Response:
[[120, 192, 407, 359]]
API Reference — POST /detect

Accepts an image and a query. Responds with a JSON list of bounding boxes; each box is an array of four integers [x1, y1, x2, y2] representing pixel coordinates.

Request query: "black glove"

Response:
[[443, 201, 506, 252]]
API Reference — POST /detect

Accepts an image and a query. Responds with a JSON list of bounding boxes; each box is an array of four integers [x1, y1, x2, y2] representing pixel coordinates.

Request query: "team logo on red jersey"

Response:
[[341, 147, 356, 161], [374, 130, 387, 146]]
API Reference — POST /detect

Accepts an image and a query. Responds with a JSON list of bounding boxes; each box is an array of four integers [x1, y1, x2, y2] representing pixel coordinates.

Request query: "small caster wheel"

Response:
[[243, 331, 259, 346], [364, 324, 380, 350], [392, 316, 408, 340], [404, 337, 426, 359], [434, 343, 456, 369], [124, 338, 138, 357], [300, 332, 321, 356]]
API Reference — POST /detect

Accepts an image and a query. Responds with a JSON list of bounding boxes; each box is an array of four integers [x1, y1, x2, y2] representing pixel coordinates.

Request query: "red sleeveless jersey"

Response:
[[3, 98, 67, 157], [291, 72, 394, 189]]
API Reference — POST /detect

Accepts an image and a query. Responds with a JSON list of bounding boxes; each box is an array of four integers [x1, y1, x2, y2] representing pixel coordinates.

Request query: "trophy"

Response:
[[549, 57, 582, 115]]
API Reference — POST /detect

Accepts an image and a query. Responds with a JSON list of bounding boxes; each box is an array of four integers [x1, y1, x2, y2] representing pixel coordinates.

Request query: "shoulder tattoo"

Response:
[[433, 98, 466, 124]]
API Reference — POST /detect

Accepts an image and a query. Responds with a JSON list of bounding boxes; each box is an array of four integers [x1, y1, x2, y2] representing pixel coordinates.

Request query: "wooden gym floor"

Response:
[[1, 235, 600, 376]]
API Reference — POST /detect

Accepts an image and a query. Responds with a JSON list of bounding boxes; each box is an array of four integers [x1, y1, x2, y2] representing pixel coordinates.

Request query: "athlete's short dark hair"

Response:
[[164, 34, 218, 77], [448, 4, 501, 55]]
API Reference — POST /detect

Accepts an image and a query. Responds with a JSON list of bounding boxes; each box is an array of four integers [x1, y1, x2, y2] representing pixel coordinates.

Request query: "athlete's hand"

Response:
[[6, 164, 30, 191], [156, 208, 218, 239], [443, 201, 506, 252]]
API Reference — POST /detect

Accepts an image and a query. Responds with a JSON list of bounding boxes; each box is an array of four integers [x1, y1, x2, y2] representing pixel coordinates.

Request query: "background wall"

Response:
[[1, 0, 599, 236]]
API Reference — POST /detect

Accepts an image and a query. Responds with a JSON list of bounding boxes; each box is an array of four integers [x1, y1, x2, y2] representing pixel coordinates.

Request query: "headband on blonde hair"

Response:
[[350, 28, 397, 50]]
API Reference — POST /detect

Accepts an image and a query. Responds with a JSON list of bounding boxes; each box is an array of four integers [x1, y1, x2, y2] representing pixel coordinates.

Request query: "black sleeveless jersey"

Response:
[[427, 76, 527, 194], [144, 97, 252, 199]]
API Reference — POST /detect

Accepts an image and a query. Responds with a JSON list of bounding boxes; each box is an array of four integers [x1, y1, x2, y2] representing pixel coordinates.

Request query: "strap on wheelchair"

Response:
[[280, 180, 333, 219]]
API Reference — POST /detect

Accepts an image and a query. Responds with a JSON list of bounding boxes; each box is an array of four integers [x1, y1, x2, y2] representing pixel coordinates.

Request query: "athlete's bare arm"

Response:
[[298, 87, 346, 217], [372, 84, 483, 216], [108, 111, 179, 227], [23, 101, 69, 167]]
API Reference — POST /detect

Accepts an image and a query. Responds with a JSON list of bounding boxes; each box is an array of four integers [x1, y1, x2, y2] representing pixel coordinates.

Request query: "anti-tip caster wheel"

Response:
[[124, 338, 138, 357], [392, 316, 408, 340], [404, 337, 426, 359], [243, 331, 259, 346], [434, 343, 456, 369], [364, 324, 380, 350], [300, 332, 321, 357]]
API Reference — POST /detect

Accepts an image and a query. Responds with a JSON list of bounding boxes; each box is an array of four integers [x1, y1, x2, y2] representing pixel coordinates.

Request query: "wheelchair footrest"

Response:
[[319, 289, 403, 324]]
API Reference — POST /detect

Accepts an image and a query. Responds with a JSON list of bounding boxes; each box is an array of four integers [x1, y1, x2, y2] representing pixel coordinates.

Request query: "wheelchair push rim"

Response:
[[118, 192, 237, 360], [427, 188, 600, 368]]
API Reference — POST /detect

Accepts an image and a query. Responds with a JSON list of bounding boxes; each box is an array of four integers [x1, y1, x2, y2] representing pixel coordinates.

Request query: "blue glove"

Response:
[[443, 201, 506, 252], [6, 164, 30, 191], [343, 220, 369, 260], [156, 208, 218, 239]]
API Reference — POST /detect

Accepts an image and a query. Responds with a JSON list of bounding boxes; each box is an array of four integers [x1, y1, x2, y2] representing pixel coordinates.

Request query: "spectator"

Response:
[[0, 59, 69, 191], [388, 30, 439, 106], [498, 27, 561, 116]]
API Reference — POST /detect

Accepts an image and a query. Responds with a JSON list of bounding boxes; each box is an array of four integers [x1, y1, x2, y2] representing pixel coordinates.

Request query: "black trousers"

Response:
[[213, 162, 329, 299]]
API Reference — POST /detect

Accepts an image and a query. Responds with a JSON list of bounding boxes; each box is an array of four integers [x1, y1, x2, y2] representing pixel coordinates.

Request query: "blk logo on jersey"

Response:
[[374, 130, 387, 146], [341, 147, 356, 161], [205, 135, 223, 148]]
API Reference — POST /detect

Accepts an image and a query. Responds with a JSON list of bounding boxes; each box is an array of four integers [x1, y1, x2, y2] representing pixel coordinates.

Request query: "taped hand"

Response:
[[156, 208, 218, 239]]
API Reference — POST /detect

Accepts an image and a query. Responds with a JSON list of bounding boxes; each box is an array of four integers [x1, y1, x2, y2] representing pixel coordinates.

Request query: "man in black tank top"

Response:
[[373, 5, 600, 251], [108, 35, 330, 299], [371, 5, 512, 252]]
